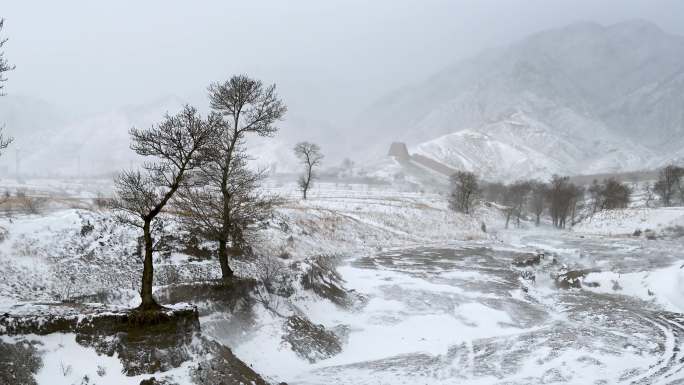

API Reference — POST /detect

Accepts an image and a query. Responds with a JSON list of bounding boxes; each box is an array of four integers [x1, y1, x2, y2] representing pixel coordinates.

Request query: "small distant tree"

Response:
[[644, 182, 656, 208], [294, 142, 323, 200], [568, 185, 585, 226], [600, 178, 631, 209], [654, 165, 684, 207], [501, 188, 515, 229], [546, 175, 581, 229], [501, 181, 531, 228], [449, 171, 479, 214], [589, 178, 631, 212], [588, 179, 602, 214], [529, 181, 547, 226], [111, 106, 214, 310], [511, 181, 532, 227]]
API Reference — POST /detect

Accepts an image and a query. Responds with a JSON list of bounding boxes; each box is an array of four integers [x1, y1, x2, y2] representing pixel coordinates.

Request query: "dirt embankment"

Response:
[[0, 305, 269, 385]]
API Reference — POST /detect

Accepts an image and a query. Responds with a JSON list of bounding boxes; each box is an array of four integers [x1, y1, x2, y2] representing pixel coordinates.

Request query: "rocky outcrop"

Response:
[[553, 269, 598, 289], [0, 305, 268, 385], [282, 315, 342, 363]]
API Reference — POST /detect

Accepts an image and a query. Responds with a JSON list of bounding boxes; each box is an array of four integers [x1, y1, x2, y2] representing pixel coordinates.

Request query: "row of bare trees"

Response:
[[112, 75, 287, 311], [481, 176, 584, 228], [454, 171, 635, 229]]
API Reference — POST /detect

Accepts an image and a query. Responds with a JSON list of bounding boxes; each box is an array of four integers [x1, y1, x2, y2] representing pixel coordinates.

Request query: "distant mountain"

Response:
[[359, 20, 684, 181], [0, 95, 69, 175], [0, 95, 187, 176], [0, 94, 318, 177]]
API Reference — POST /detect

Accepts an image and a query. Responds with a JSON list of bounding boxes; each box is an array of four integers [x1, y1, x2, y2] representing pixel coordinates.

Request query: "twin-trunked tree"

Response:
[[113, 75, 286, 311]]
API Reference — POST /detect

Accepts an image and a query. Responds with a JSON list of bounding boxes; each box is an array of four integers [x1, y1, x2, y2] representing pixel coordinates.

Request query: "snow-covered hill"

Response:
[[413, 111, 655, 182], [359, 20, 684, 181]]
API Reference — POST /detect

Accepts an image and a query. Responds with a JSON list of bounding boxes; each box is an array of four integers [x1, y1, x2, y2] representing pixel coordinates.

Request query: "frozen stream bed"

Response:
[[236, 229, 684, 384]]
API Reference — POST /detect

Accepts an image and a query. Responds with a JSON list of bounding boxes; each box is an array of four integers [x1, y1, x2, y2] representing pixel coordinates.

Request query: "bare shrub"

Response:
[[255, 255, 293, 312], [449, 171, 479, 214], [93, 192, 112, 209], [17, 193, 48, 214]]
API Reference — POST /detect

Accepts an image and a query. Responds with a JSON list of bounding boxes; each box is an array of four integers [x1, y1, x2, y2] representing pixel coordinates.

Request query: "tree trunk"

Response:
[[139, 220, 160, 310], [535, 213, 540, 226], [303, 165, 312, 200], [303, 180, 308, 200], [218, 239, 234, 281]]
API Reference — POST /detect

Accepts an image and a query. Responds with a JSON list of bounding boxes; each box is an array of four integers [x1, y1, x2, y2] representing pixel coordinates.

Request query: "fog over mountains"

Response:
[[361, 19, 684, 181], [3, 19, 684, 180]]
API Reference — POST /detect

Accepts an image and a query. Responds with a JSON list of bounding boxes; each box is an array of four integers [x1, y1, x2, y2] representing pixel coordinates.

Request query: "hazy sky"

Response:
[[3, 0, 684, 122]]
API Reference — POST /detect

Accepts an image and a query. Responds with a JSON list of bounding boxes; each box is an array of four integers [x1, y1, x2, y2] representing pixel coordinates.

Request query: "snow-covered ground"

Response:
[[230, 193, 684, 384], [572, 206, 684, 236], [0, 179, 499, 384], [3, 179, 684, 384]]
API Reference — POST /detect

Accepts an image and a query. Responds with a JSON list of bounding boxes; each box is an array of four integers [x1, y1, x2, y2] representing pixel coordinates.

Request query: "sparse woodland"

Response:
[[458, 171, 641, 229]]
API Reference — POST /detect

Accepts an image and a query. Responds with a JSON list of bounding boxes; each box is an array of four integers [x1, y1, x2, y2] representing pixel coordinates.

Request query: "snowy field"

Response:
[[2, 179, 684, 384], [236, 232, 684, 384]]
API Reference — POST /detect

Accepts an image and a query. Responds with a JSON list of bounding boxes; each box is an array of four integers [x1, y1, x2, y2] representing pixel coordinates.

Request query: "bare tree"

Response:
[[529, 181, 547, 226], [177, 142, 279, 281], [568, 185, 585, 226], [0, 19, 14, 152], [588, 179, 602, 214], [0, 19, 13, 96], [112, 106, 214, 310], [589, 178, 631, 212], [178, 75, 286, 281], [654, 165, 684, 207], [294, 142, 324, 200], [644, 182, 656, 208], [546, 175, 581, 229], [448, 171, 479, 214], [503, 181, 531, 228]]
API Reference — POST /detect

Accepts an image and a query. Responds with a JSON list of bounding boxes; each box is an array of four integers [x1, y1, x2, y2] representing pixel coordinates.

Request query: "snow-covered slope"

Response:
[[414, 112, 655, 181], [359, 20, 684, 181]]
